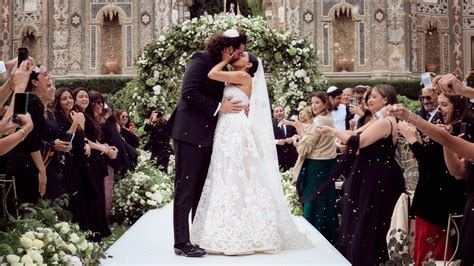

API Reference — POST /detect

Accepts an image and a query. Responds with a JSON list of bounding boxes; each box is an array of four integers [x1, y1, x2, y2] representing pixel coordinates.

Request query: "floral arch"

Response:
[[118, 13, 323, 117]]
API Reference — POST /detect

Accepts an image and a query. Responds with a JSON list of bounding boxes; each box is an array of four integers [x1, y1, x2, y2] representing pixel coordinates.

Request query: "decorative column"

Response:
[[51, 0, 69, 75], [372, 0, 388, 70], [386, 0, 407, 72], [68, 0, 84, 73], [139, 0, 154, 49], [452, 0, 463, 75]]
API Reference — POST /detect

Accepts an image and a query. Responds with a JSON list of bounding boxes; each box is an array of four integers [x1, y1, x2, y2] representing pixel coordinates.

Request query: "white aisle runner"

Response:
[[102, 203, 350, 266]]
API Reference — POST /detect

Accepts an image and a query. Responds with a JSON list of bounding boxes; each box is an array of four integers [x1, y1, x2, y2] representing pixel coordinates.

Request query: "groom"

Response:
[[164, 28, 248, 257]]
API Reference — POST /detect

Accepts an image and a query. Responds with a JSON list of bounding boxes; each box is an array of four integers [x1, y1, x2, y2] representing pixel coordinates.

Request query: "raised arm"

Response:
[[390, 104, 474, 161], [443, 146, 466, 179], [208, 48, 251, 87]]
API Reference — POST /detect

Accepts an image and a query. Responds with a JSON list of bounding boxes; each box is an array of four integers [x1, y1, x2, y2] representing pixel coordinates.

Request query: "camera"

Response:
[[153, 109, 164, 118]]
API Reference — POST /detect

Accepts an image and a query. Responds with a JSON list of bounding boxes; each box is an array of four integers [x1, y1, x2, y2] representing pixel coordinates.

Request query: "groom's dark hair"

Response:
[[206, 28, 247, 56]]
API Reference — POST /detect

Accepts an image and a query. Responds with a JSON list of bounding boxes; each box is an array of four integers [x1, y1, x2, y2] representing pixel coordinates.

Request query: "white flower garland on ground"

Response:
[[281, 169, 304, 216], [113, 13, 323, 118]]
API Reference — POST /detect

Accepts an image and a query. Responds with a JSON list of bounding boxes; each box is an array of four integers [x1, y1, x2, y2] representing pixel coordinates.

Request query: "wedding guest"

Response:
[[293, 91, 338, 244], [272, 106, 298, 171], [317, 84, 405, 265], [54, 88, 105, 239], [144, 108, 173, 171], [327, 86, 346, 131], [7, 64, 50, 203], [117, 109, 139, 148], [390, 97, 474, 266]]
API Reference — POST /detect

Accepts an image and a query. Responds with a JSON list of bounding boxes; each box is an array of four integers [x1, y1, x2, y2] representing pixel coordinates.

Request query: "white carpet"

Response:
[[102, 203, 350, 266]]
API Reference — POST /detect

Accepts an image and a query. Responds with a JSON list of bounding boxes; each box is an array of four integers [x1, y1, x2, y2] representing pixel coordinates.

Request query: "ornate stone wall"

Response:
[[0, 0, 191, 76], [263, 0, 474, 79]]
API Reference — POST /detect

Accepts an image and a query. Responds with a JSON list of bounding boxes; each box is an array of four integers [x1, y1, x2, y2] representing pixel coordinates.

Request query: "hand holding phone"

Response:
[[17, 47, 29, 68], [12, 93, 29, 125]]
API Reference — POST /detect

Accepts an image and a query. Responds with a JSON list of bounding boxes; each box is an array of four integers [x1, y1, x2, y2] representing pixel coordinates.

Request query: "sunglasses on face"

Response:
[[419, 96, 432, 101]]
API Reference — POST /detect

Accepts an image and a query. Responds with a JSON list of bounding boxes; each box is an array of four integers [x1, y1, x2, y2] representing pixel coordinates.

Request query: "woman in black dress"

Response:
[[8, 65, 50, 203], [117, 109, 139, 148], [54, 88, 107, 239], [317, 84, 405, 265], [391, 90, 474, 266], [73, 87, 111, 236]]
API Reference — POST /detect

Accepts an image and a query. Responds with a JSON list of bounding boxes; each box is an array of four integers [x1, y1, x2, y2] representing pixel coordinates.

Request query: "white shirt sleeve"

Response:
[[213, 103, 221, 116]]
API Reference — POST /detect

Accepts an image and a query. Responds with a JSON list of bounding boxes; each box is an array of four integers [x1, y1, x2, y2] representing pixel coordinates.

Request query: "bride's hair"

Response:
[[206, 28, 247, 56], [247, 53, 259, 77]]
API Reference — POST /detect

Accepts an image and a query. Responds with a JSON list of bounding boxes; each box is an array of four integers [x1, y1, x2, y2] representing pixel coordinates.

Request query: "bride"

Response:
[[190, 49, 313, 255]]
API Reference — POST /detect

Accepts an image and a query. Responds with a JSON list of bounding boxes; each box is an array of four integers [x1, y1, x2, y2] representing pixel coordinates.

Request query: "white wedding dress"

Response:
[[190, 79, 314, 255]]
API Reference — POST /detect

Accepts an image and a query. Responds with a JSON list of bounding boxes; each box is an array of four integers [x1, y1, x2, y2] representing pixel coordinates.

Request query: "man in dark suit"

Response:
[[272, 106, 298, 172], [416, 87, 443, 140], [164, 29, 247, 257]]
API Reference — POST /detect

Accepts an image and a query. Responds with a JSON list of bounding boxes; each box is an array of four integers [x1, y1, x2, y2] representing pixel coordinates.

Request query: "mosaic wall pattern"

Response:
[[285, 0, 300, 35], [416, 0, 448, 15], [154, 0, 170, 36], [372, 0, 388, 69], [387, 0, 407, 71], [52, 0, 69, 74], [301, 0, 316, 45], [322, 0, 342, 16], [453, 0, 463, 75], [0, 0, 10, 61], [68, 0, 84, 72], [139, 0, 154, 50]]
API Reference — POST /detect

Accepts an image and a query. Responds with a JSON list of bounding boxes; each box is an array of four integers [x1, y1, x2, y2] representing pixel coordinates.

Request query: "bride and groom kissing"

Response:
[[164, 28, 313, 257]]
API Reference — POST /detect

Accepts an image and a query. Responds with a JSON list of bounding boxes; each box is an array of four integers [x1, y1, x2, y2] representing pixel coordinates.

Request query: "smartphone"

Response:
[[349, 97, 358, 106], [13, 93, 29, 115], [64, 131, 75, 142], [467, 75, 474, 88], [17, 47, 29, 67]]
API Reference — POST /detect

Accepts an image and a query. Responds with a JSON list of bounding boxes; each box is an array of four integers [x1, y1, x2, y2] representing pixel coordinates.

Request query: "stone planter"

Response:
[[337, 57, 350, 72], [105, 60, 118, 75]]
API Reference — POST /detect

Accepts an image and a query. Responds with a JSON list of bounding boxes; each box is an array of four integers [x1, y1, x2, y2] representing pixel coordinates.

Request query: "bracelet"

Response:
[[18, 128, 27, 141]]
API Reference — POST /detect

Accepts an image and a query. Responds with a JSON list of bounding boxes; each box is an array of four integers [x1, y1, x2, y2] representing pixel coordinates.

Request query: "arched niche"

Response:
[[328, 4, 358, 72], [421, 17, 443, 73], [97, 5, 126, 75], [19, 24, 40, 59]]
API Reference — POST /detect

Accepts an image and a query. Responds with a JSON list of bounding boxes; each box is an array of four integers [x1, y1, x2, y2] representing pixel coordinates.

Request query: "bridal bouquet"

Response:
[[112, 150, 174, 225]]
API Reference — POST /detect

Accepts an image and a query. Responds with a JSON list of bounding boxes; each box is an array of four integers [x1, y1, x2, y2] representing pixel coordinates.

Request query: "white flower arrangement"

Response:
[[112, 150, 174, 225], [280, 169, 304, 216], [2, 222, 100, 265], [117, 13, 323, 118]]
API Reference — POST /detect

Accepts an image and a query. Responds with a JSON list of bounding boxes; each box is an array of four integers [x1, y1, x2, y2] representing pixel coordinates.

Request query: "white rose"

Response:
[[77, 240, 88, 251], [304, 77, 310, 84], [67, 243, 77, 254], [152, 85, 161, 95], [20, 236, 33, 249], [51, 254, 59, 261], [27, 250, 43, 263], [6, 254, 21, 263], [20, 254, 33, 264], [146, 199, 157, 206], [153, 70, 160, 80], [145, 191, 153, 198], [24, 231, 35, 240], [291, 40, 297, 46], [34, 232, 44, 239], [69, 255, 82, 266], [69, 233, 80, 244], [158, 35, 166, 42], [32, 239, 44, 249], [140, 199, 145, 205], [151, 191, 163, 204]]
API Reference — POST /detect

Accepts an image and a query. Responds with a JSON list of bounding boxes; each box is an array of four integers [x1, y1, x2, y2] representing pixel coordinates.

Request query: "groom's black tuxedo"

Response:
[[165, 50, 225, 246], [165, 51, 224, 147]]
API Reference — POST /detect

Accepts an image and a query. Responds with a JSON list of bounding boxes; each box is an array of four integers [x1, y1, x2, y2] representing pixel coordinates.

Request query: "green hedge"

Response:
[[53, 76, 133, 94], [0, 76, 134, 95], [326, 80, 423, 100]]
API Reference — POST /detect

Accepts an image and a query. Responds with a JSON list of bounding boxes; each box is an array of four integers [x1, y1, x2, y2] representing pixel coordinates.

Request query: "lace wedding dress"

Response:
[[190, 83, 314, 255]]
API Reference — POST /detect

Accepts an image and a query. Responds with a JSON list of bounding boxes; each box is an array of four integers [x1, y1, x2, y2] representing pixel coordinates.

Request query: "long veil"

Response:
[[248, 59, 313, 249]]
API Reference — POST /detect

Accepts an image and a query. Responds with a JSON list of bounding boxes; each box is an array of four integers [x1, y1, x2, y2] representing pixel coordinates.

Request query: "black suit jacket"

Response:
[[272, 120, 298, 167], [164, 51, 224, 147]]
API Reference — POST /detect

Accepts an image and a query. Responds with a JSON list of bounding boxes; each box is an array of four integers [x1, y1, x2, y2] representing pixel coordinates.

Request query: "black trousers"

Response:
[[173, 140, 212, 245]]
